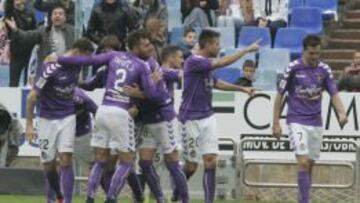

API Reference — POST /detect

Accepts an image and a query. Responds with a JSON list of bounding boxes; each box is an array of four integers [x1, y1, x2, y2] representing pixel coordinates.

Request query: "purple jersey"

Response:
[[74, 88, 98, 137], [178, 54, 216, 122], [138, 63, 181, 124], [58, 52, 165, 110], [34, 63, 80, 119], [278, 59, 338, 126]]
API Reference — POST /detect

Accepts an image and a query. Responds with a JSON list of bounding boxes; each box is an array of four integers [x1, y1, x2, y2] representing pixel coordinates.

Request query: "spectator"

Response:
[[34, 0, 75, 25], [338, 51, 360, 92], [177, 27, 197, 59], [182, 0, 210, 29], [86, 0, 139, 46], [181, 0, 219, 26], [5, 4, 74, 79], [5, 0, 37, 87], [235, 59, 256, 86], [133, 0, 168, 28], [0, 102, 23, 167], [218, 0, 255, 46], [145, 17, 167, 61], [253, 0, 288, 43]]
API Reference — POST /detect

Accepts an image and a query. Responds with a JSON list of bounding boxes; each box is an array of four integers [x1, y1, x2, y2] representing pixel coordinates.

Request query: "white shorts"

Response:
[[91, 105, 135, 153], [288, 123, 323, 160], [138, 119, 180, 154], [38, 115, 76, 163], [74, 133, 93, 165], [181, 115, 218, 162]]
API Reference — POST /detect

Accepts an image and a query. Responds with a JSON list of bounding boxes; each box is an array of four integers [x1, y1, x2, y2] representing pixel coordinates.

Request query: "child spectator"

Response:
[[177, 27, 197, 59], [235, 59, 256, 87]]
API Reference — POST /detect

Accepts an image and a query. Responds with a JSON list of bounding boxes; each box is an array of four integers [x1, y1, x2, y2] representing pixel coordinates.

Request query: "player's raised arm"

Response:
[[211, 40, 260, 69], [58, 51, 117, 67]]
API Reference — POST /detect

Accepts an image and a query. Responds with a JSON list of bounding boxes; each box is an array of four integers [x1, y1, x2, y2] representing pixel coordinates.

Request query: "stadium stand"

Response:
[[237, 26, 271, 49], [274, 27, 307, 59], [290, 7, 323, 35]]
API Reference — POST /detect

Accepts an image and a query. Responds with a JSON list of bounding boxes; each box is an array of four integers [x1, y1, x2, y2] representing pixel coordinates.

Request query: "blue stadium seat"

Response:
[[219, 48, 256, 70], [0, 65, 9, 87], [209, 27, 236, 49], [304, 0, 338, 20], [289, 0, 304, 12], [274, 28, 306, 59], [290, 7, 323, 35], [168, 8, 182, 31], [213, 68, 241, 84], [170, 27, 184, 45], [258, 49, 290, 73], [237, 26, 271, 49], [253, 69, 278, 91], [35, 10, 45, 24]]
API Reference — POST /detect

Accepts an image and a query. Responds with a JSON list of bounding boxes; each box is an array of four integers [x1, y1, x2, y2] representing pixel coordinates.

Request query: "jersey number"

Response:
[[114, 69, 127, 91]]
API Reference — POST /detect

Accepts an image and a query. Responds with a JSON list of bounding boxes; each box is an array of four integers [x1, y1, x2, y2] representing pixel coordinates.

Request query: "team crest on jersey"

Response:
[[316, 74, 323, 82]]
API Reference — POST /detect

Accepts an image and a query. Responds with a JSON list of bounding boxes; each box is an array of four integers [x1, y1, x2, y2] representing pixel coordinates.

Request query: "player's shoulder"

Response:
[[41, 62, 62, 79], [318, 61, 332, 71]]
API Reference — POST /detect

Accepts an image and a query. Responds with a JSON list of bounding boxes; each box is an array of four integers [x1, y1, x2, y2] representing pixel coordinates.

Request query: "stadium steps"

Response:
[[342, 18, 360, 28], [327, 38, 360, 49], [321, 49, 355, 60], [322, 58, 352, 70], [345, 10, 360, 19], [331, 29, 360, 39]]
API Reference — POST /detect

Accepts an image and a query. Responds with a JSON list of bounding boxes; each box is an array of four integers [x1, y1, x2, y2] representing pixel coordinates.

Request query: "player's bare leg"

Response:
[[296, 154, 311, 203], [139, 148, 165, 203], [44, 160, 63, 203], [58, 152, 74, 203], [86, 148, 110, 203]]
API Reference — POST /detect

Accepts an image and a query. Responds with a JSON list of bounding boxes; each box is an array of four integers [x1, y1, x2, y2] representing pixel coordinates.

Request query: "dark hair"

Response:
[[242, 59, 256, 69], [161, 45, 181, 62], [127, 29, 151, 50], [303, 35, 321, 50], [97, 35, 121, 53], [198, 29, 220, 49], [183, 27, 196, 37], [46, 3, 67, 31], [72, 38, 94, 53], [4, 0, 15, 19]]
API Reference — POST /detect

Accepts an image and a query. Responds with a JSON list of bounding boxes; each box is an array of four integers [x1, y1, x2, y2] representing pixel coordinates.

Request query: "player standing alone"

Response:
[[272, 35, 348, 203], [176, 29, 259, 203]]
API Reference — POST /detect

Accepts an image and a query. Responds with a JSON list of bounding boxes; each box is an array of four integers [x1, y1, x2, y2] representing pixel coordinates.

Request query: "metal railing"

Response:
[[235, 137, 360, 202]]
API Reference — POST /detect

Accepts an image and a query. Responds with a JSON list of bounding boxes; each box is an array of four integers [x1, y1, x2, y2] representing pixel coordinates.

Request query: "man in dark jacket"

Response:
[[86, 0, 140, 46], [5, 4, 74, 80], [5, 0, 37, 86], [34, 0, 75, 25]]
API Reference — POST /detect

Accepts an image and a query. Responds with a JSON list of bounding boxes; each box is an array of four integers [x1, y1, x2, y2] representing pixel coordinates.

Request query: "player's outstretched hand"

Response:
[[243, 87, 256, 97], [338, 113, 348, 128], [272, 122, 282, 140], [245, 39, 261, 53], [26, 125, 36, 143]]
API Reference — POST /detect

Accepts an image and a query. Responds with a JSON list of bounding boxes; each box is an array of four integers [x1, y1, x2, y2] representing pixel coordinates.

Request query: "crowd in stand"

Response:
[[0, 0, 358, 91]]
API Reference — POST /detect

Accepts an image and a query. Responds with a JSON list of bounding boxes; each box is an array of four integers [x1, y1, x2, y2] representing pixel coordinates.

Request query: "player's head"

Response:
[[127, 29, 155, 60], [303, 35, 321, 67], [242, 59, 256, 80], [97, 35, 121, 54], [161, 45, 183, 69], [71, 38, 94, 56], [183, 28, 197, 47], [199, 29, 221, 57], [49, 3, 67, 28], [353, 50, 360, 67]]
